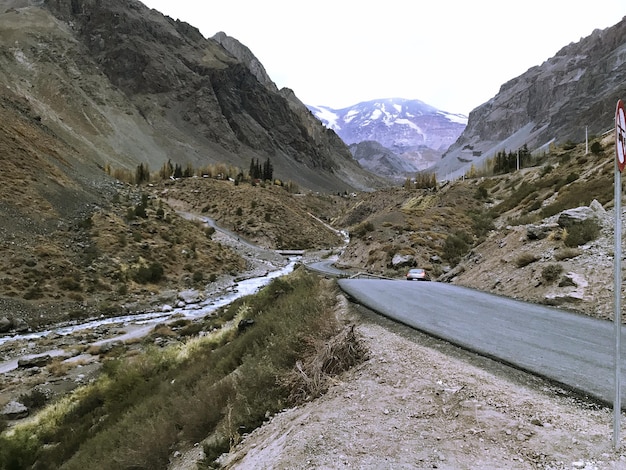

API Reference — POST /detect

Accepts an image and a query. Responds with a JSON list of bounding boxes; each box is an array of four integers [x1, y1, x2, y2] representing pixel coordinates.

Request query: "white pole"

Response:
[[615, 138, 623, 451], [586, 126, 589, 155]]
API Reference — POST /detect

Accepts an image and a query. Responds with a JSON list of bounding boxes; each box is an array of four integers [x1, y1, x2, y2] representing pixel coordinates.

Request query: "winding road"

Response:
[[337, 278, 625, 406]]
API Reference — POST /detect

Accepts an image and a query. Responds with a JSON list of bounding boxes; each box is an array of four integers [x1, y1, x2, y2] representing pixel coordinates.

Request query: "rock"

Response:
[[589, 199, 606, 214], [0, 316, 11, 333], [557, 206, 599, 227], [1, 401, 29, 420], [390, 254, 413, 268], [178, 289, 203, 305], [238, 319, 255, 332], [13, 317, 29, 332], [526, 223, 559, 240], [162, 304, 173, 312], [17, 354, 52, 368]]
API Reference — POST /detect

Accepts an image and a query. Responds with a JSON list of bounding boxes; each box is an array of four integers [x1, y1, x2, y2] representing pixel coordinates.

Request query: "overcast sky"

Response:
[[140, 0, 624, 116]]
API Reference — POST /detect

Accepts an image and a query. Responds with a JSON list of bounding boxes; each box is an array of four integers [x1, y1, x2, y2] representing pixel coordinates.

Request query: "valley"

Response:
[[1, 1, 626, 467]]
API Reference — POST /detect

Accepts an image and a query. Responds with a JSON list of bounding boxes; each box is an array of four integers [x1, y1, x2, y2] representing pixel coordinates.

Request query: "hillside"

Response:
[[2, 0, 626, 467], [437, 16, 626, 179], [335, 132, 619, 323], [0, 0, 384, 193]]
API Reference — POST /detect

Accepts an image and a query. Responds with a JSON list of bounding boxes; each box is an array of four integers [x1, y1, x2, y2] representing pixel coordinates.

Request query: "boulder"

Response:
[[1, 401, 28, 420], [13, 317, 29, 333], [0, 316, 11, 333], [17, 354, 52, 368], [390, 254, 414, 268], [178, 289, 203, 305], [557, 206, 599, 228], [526, 223, 559, 240]]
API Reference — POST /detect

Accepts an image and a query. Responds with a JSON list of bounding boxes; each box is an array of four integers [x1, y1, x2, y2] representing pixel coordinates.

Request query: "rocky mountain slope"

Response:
[[309, 98, 467, 179], [0, 0, 384, 193], [437, 16, 626, 179]]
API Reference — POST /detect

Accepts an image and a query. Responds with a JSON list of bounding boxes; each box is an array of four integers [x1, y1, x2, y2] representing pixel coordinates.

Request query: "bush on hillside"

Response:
[[442, 231, 472, 266], [515, 253, 539, 268], [564, 219, 601, 247], [541, 264, 564, 283]]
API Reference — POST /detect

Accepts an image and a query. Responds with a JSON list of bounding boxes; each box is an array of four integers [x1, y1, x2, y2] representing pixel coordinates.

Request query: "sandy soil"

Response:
[[207, 300, 626, 470]]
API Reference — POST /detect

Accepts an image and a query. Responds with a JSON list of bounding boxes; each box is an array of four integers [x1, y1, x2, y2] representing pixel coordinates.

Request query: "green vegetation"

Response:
[[541, 264, 564, 283], [0, 269, 366, 469], [564, 219, 601, 247], [351, 221, 375, 239], [442, 231, 473, 266]]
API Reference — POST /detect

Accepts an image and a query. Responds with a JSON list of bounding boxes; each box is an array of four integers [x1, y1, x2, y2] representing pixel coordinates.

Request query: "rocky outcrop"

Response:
[[436, 17, 626, 178]]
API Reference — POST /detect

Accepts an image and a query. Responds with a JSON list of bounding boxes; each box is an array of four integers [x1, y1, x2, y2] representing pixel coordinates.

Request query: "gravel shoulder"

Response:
[[211, 299, 626, 470]]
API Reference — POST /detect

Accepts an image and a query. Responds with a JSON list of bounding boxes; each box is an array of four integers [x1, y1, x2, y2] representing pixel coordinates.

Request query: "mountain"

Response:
[[436, 17, 626, 179], [308, 98, 467, 178], [0, 0, 386, 193]]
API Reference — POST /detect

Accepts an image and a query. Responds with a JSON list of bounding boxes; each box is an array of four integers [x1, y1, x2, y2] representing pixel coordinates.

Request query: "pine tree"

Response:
[[262, 157, 273, 181], [135, 163, 150, 184]]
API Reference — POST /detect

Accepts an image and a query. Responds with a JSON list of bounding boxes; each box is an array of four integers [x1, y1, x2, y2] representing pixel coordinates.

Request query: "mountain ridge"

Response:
[[436, 16, 626, 178], [1, 0, 386, 193], [309, 98, 466, 179]]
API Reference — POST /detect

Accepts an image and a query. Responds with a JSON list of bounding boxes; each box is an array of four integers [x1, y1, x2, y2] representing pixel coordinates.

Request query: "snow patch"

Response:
[[314, 107, 340, 130], [394, 118, 424, 136], [370, 109, 383, 120], [438, 111, 468, 125]]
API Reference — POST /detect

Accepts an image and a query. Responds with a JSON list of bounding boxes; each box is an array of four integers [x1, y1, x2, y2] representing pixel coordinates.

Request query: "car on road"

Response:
[[406, 268, 429, 281]]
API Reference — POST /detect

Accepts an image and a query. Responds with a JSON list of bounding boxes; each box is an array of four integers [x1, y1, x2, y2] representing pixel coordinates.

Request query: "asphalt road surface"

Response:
[[338, 278, 625, 406]]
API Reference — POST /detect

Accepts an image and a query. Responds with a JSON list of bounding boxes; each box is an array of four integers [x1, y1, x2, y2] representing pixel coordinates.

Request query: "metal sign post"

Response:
[[614, 99, 626, 450]]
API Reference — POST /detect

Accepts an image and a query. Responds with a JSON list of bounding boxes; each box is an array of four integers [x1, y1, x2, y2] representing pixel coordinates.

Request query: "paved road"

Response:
[[338, 278, 625, 406]]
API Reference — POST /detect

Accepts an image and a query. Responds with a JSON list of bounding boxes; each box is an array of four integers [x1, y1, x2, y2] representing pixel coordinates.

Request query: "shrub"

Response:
[[564, 219, 601, 247], [132, 262, 164, 284], [590, 141, 603, 155], [442, 231, 472, 266], [351, 221, 375, 239], [19, 389, 49, 410], [474, 186, 489, 200], [515, 253, 539, 267], [58, 276, 82, 291], [541, 264, 564, 283], [554, 247, 582, 261]]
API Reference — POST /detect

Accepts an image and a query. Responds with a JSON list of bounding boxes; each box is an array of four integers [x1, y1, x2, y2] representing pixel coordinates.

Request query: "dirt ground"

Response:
[[194, 299, 626, 470]]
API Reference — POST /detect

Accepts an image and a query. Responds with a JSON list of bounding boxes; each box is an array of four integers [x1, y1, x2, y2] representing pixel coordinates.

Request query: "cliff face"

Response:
[[0, 0, 384, 192], [436, 16, 626, 178]]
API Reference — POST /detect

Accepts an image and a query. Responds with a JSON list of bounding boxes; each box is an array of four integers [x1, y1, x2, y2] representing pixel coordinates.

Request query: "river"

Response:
[[0, 259, 299, 374]]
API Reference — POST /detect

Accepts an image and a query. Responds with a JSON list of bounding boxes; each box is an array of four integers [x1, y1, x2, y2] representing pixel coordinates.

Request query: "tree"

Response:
[[135, 163, 150, 184], [173, 164, 183, 179], [249, 158, 261, 180], [159, 159, 174, 180], [262, 157, 273, 181]]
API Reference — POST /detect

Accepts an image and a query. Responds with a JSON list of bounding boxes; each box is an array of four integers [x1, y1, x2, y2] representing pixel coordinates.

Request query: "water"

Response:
[[0, 260, 298, 372]]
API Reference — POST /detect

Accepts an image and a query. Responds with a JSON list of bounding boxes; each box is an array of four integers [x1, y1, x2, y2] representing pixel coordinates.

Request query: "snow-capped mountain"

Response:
[[308, 98, 467, 178]]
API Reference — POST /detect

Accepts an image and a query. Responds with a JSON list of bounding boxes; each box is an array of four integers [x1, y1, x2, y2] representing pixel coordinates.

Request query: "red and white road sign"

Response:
[[616, 99, 626, 172]]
